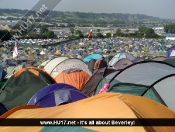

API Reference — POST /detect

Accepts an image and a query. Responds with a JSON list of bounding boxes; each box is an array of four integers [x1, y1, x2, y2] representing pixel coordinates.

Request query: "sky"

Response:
[[0, 0, 175, 19]]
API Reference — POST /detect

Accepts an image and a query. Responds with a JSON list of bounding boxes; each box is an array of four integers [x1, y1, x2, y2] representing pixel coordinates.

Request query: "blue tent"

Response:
[[28, 83, 87, 107], [109, 53, 135, 66], [0, 66, 7, 80], [167, 46, 175, 58], [83, 54, 102, 62]]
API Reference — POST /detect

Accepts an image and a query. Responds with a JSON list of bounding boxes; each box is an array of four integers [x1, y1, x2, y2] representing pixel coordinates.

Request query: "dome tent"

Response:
[[81, 67, 117, 97], [113, 58, 133, 70], [152, 56, 167, 61], [44, 57, 69, 75], [109, 52, 135, 66], [166, 46, 175, 58], [0, 67, 56, 115], [55, 68, 90, 90], [96, 61, 175, 111], [50, 58, 92, 78], [28, 83, 87, 107], [83, 54, 102, 62], [0, 93, 175, 132]]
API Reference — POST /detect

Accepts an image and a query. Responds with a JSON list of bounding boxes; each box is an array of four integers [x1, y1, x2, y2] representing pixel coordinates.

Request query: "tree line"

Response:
[[0, 26, 164, 41], [164, 24, 175, 33]]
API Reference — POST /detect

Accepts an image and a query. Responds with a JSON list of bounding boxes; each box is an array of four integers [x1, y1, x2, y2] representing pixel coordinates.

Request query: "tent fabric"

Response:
[[152, 56, 167, 61], [5, 64, 31, 79], [0, 66, 7, 80], [63, 68, 82, 74], [28, 83, 83, 105], [102, 61, 175, 111], [38, 60, 52, 68], [109, 53, 135, 66], [83, 54, 102, 62], [108, 75, 175, 111], [1, 93, 175, 132], [85, 59, 96, 74], [95, 71, 120, 95], [44, 57, 69, 74], [81, 67, 117, 97], [109, 83, 147, 96], [132, 57, 144, 63], [33, 90, 87, 107], [110, 61, 175, 86], [5, 65, 23, 78], [163, 58, 175, 66], [54, 50, 61, 55], [113, 58, 133, 70], [166, 46, 175, 58], [51, 59, 92, 78], [0, 68, 56, 114], [0, 105, 42, 118], [55, 70, 90, 90], [144, 75, 175, 111]]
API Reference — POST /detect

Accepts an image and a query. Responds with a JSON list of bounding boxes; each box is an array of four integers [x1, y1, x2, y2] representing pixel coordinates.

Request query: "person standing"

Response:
[[94, 57, 107, 71]]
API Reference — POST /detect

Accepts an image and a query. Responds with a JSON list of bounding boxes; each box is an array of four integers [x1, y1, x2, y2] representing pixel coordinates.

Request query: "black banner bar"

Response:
[[0, 118, 175, 126]]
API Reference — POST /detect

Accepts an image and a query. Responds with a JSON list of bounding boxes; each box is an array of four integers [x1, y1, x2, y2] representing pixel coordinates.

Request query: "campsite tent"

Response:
[[50, 59, 92, 78], [163, 58, 175, 66], [81, 67, 117, 97], [38, 60, 52, 68], [0, 67, 56, 115], [166, 46, 175, 58], [132, 57, 144, 63], [85, 59, 97, 74], [55, 69, 90, 90], [152, 56, 167, 61], [44, 57, 69, 75], [143, 74, 175, 111], [0, 93, 174, 132], [5, 64, 33, 78], [113, 58, 133, 70], [83, 54, 102, 62], [96, 61, 175, 111], [28, 83, 87, 107], [109, 52, 135, 66]]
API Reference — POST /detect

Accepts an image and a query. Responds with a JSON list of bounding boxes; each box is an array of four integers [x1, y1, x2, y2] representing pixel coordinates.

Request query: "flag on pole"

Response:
[[13, 43, 18, 58], [88, 29, 93, 38]]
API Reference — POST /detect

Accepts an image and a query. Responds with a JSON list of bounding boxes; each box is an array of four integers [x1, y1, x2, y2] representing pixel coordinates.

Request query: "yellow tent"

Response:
[[0, 93, 175, 132], [54, 50, 61, 55]]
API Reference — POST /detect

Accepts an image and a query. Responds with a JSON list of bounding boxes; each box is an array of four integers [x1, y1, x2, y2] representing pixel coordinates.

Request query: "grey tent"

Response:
[[152, 56, 167, 61], [101, 61, 175, 111], [113, 58, 133, 70], [109, 52, 135, 66], [132, 57, 144, 63], [81, 67, 117, 97]]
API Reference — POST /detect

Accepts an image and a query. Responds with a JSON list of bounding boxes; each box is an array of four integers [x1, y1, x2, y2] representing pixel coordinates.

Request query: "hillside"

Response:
[[0, 9, 171, 27]]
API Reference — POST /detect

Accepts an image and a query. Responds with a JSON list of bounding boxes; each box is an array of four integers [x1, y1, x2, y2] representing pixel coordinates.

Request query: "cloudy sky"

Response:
[[0, 0, 175, 19]]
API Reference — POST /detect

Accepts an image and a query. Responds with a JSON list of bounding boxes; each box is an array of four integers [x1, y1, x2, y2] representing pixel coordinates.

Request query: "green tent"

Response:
[[0, 67, 56, 113]]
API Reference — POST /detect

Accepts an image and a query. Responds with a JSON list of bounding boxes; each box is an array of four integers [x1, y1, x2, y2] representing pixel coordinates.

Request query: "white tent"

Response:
[[38, 60, 51, 68], [44, 57, 69, 75], [50, 58, 92, 78], [40, 51, 46, 55], [5, 65, 24, 78]]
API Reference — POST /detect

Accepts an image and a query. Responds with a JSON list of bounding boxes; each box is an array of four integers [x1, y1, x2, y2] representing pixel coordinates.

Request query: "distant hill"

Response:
[[0, 9, 172, 26]]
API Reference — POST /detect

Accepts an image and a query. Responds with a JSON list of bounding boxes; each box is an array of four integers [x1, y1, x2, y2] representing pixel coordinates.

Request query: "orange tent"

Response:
[[0, 93, 175, 132], [55, 68, 90, 90]]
